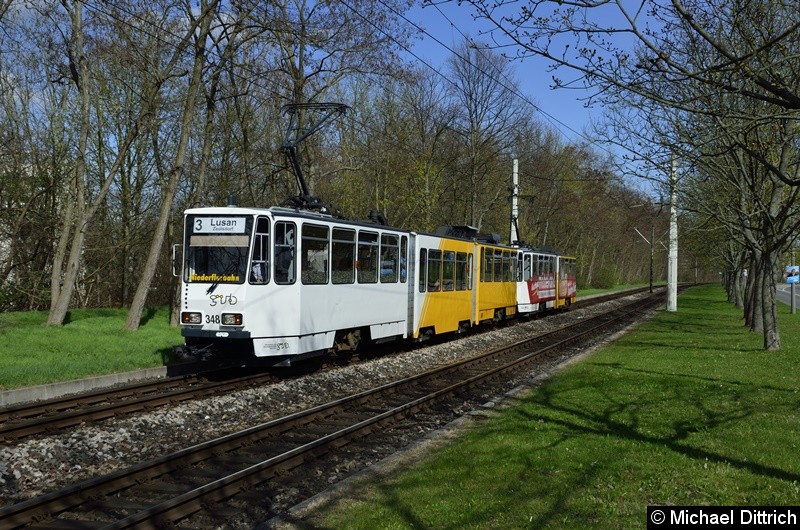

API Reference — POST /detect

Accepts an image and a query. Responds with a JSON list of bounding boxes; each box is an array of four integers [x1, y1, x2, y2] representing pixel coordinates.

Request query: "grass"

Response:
[[0, 307, 180, 390], [307, 284, 800, 529]]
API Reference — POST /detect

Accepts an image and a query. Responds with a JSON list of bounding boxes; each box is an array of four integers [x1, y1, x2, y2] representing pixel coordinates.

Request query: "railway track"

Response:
[[0, 370, 280, 443], [0, 289, 665, 529], [0, 288, 648, 444]]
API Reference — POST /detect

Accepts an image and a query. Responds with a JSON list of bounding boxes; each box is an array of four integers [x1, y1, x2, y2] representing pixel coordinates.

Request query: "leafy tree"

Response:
[[452, 0, 800, 348]]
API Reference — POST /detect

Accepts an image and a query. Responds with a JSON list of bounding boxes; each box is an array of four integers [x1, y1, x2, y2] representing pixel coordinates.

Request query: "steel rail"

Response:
[[105, 293, 664, 529], [0, 288, 648, 443], [0, 372, 278, 442], [0, 292, 662, 529]]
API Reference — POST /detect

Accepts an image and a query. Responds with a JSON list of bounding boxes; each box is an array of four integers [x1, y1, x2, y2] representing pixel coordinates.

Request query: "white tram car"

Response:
[[177, 206, 413, 365]]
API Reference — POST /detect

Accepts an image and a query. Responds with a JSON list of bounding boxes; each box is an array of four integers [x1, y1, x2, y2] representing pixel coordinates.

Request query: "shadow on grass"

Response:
[[138, 307, 159, 327], [159, 347, 177, 366], [63, 308, 126, 324], [590, 362, 799, 395], [618, 338, 757, 353], [293, 369, 800, 529], [516, 374, 800, 485]]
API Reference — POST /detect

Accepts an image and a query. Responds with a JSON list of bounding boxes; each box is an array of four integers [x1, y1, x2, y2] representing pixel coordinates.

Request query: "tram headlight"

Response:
[[222, 313, 243, 326], [181, 312, 202, 325]]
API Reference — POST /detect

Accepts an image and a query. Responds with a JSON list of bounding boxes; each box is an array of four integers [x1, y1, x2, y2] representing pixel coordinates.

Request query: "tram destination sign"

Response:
[[193, 217, 246, 234]]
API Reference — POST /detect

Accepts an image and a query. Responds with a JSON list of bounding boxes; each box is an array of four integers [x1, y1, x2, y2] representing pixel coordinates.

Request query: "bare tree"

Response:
[[125, 0, 221, 331], [0, 0, 12, 28], [335, 71, 456, 230], [400, 69, 458, 231], [45, 0, 91, 325], [249, 0, 417, 198], [680, 111, 800, 349], [456, 1, 799, 111], [445, 38, 524, 230], [43, 0, 213, 325]]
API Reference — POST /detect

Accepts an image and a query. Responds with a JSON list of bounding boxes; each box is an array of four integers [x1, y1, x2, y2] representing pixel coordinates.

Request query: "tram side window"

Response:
[[301, 224, 329, 285], [249, 217, 270, 284], [502, 251, 511, 282], [419, 248, 427, 293], [512, 252, 518, 280], [358, 231, 379, 283], [523, 254, 532, 282], [442, 251, 455, 291], [400, 236, 408, 283], [562, 257, 576, 279], [332, 228, 356, 284], [428, 249, 442, 291], [493, 249, 503, 282], [274, 221, 296, 284], [456, 252, 468, 290], [380, 234, 399, 283], [481, 248, 491, 282]]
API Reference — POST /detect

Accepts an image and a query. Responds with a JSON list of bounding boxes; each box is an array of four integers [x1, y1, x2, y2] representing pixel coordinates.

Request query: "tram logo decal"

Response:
[[263, 342, 290, 351], [209, 294, 238, 306]]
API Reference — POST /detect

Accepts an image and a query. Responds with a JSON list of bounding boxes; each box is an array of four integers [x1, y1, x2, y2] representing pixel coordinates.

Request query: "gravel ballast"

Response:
[[0, 294, 642, 511]]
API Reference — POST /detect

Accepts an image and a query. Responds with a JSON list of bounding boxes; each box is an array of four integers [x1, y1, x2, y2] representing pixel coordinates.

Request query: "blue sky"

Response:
[[406, 2, 603, 146]]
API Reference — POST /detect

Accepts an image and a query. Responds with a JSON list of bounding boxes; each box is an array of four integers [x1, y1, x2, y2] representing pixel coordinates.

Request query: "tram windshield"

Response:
[[184, 215, 252, 284]]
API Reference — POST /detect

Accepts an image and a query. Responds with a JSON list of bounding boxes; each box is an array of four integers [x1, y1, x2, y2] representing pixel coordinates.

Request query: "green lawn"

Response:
[[0, 307, 180, 390], [308, 284, 800, 529]]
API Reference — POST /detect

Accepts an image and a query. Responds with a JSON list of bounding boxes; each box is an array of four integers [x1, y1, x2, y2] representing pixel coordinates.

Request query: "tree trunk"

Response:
[[125, 1, 216, 331], [748, 255, 763, 333], [49, 183, 75, 312], [47, 0, 90, 326], [761, 249, 781, 351]]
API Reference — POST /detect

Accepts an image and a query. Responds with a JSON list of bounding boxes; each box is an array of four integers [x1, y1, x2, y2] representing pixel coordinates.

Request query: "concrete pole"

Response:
[[793, 241, 796, 315], [667, 156, 678, 311], [510, 158, 520, 246], [650, 225, 655, 294]]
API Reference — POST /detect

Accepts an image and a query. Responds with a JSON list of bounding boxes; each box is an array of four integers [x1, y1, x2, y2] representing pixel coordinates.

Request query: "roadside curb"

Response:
[[0, 367, 167, 407]]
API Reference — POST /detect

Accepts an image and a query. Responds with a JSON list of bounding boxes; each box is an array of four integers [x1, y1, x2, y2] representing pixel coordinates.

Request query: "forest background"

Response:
[[1, 0, 795, 351]]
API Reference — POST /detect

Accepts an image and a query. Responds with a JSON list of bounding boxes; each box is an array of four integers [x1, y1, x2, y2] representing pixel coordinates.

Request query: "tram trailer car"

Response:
[[516, 249, 577, 314], [175, 205, 573, 367], [413, 232, 518, 340]]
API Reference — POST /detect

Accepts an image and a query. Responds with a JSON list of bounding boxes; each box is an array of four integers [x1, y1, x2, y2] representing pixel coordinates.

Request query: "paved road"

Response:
[[776, 282, 800, 308]]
